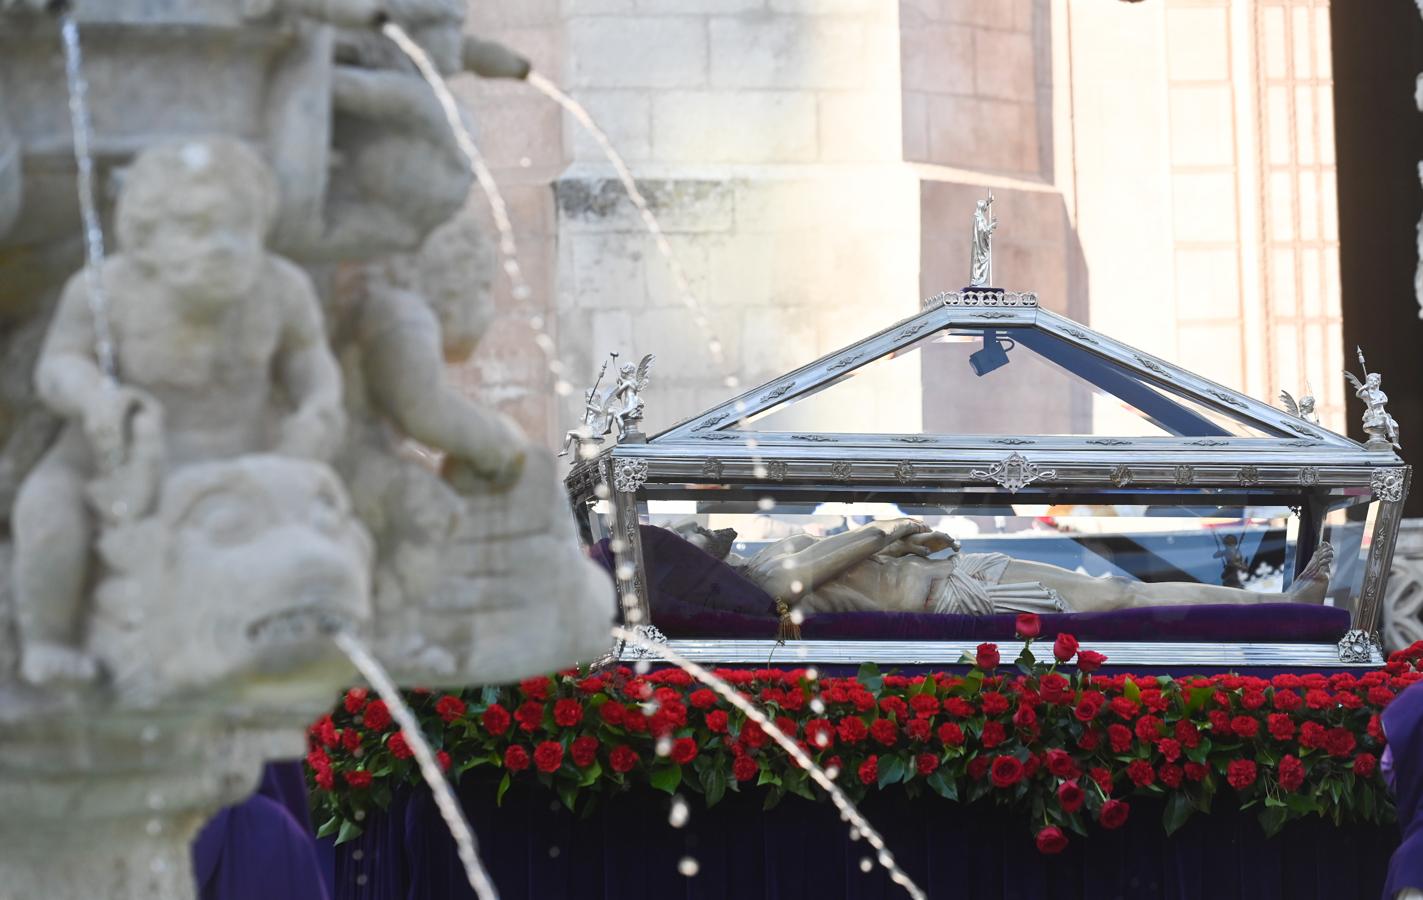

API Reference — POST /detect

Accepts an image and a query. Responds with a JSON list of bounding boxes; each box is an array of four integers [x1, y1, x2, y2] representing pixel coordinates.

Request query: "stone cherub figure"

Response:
[[11, 137, 345, 686], [678, 518, 1333, 619], [1345, 347, 1401, 450]]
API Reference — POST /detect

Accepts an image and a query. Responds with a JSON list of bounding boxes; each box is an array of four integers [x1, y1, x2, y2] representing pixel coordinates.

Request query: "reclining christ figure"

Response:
[[677, 518, 1333, 616]]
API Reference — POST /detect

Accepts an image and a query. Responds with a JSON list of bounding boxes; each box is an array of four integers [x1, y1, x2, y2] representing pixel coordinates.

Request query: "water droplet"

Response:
[[145, 819, 162, 836], [805, 668, 819, 681], [356, 874, 369, 886], [635, 659, 651, 675], [608, 538, 626, 553], [580, 443, 602, 460], [549, 845, 561, 858], [745, 438, 759, 449], [878, 850, 894, 868], [860, 857, 873, 873], [678, 856, 699, 877], [616, 564, 636, 581], [140, 725, 160, 744], [625, 608, 644, 624], [529, 314, 545, 330], [753, 466, 769, 480], [146, 791, 164, 810], [734, 401, 748, 413], [724, 375, 740, 388], [707, 340, 722, 355], [503, 259, 520, 275], [520, 156, 533, 168], [814, 732, 830, 748], [354, 810, 367, 822], [668, 796, 689, 828], [789, 609, 805, 625], [512, 284, 533, 302], [849, 827, 862, 841], [150, 856, 169, 874], [825, 765, 841, 780], [352, 850, 365, 861], [810, 698, 826, 714], [655, 736, 673, 757], [789, 580, 803, 594], [594, 484, 611, 499], [555, 380, 573, 396], [757, 497, 776, 511]]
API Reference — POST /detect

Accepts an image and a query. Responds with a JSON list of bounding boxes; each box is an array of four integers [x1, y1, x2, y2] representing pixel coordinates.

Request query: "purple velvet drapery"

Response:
[[1383, 682, 1423, 899]]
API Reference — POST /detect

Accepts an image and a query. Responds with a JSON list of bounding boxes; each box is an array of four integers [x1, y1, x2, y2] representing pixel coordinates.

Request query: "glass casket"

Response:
[[565, 290, 1410, 668]]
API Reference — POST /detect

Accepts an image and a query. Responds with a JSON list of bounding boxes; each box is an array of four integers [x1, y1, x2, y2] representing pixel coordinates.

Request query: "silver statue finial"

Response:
[[559, 351, 656, 457], [1279, 386, 1319, 425], [1345, 347, 1401, 451], [968, 190, 997, 288]]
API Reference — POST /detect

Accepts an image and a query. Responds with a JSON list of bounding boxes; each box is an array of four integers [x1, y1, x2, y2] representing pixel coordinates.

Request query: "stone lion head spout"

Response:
[[88, 455, 373, 712]]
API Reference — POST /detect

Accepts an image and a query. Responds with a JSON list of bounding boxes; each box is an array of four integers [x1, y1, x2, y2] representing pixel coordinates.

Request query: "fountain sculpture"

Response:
[[0, 2, 612, 897]]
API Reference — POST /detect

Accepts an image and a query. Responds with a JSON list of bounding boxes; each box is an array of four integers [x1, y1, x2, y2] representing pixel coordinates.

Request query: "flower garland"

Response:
[[307, 623, 1423, 853]]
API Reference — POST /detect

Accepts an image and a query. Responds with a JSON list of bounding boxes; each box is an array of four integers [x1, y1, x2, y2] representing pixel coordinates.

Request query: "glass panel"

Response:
[[624, 484, 1346, 644], [737, 326, 1277, 438], [1318, 490, 1380, 621]]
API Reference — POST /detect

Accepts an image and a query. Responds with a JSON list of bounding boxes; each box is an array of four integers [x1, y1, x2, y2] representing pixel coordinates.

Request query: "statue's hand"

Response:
[[874, 518, 929, 542], [906, 531, 959, 554], [279, 403, 346, 461], [82, 383, 162, 467]]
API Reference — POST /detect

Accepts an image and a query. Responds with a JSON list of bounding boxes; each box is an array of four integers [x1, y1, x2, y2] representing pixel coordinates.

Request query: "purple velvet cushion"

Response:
[[592, 525, 776, 617]]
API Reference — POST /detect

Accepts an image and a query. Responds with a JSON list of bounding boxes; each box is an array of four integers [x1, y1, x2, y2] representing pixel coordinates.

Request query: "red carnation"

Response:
[[434, 694, 466, 724], [608, 745, 639, 774], [1273, 689, 1303, 712], [1230, 715, 1260, 740], [341, 729, 362, 752], [388, 731, 413, 760], [314, 767, 334, 791], [1035, 826, 1068, 855], [981, 691, 1011, 717], [481, 703, 512, 736], [343, 687, 369, 714], [1107, 724, 1133, 753], [571, 735, 599, 768], [706, 710, 730, 734], [515, 700, 544, 733], [504, 745, 531, 772], [1299, 721, 1326, 749], [689, 689, 717, 709], [362, 700, 391, 732], [1134, 715, 1163, 743], [741, 721, 769, 749], [837, 716, 869, 744], [1090, 766, 1114, 793], [981, 721, 1007, 748], [1158, 738, 1182, 763], [1267, 713, 1295, 742], [733, 755, 759, 782], [520, 676, 551, 701], [990, 755, 1025, 788], [1184, 762, 1209, 782], [314, 715, 339, 748], [976, 642, 1000, 671], [670, 737, 698, 765], [553, 699, 585, 728], [870, 718, 898, 747], [306, 746, 329, 774], [1325, 727, 1357, 758], [599, 702, 625, 728], [534, 740, 564, 773], [1354, 753, 1378, 778], [1058, 779, 1085, 813], [967, 757, 992, 780], [437, 750, 451, 771], [1016, 614, 1042, 640], [1159, 764, 1183, 788], [910, 694, 940, 717], [1076, 650, 1108, 673], [1077, 728, 1102, 752], [344, 771, 373, 789], [1099, 798, 1130, 829], [938, 722, 965, 746], [1053, 633, 1079, 663], [916, 753, 940, 776], [1278, 755, 1305, 791], [906, 718, 932, 742], [1110, 697, 1140, 720], [944, 698, 976, 718], [858, 756, 879, 785], [1127, 759, 1156, 787], [1226, 759, 1258, 790]]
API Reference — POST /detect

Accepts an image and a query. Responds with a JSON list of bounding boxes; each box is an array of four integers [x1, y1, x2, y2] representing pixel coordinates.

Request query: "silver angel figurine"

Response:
[[968, 191, 997, 288], [558, 352, 656, 457], [1344, 347, 1401, 450], [1279, 388, 1319, 425]]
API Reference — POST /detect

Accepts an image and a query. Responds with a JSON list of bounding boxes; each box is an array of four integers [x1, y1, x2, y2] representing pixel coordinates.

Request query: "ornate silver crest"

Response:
[[701, 459, 724, 481], [1372, 468, 1406, 502], [622, 624, 668, 660], [612, 458, 648, 494], [765, 460, 788, 482], [971, 452, 1056, 493], [1336, 629, 1377, 664], [830, 461, 853, 482], [1239, 466, 1260, 486], [894, 461, 916, 484], [1173, 465, 1195, 486], [1299, 466, 1320, 487], [1109, 465, 1133, 488]]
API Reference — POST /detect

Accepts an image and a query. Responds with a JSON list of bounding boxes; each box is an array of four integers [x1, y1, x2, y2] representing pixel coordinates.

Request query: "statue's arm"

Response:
[[748, 521, 918, 601], [274, 261, 345, 459], [34, 272, 105, 421]]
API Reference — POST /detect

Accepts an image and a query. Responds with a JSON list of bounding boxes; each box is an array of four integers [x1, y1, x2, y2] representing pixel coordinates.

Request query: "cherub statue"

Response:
[[1345, 347, 1401, 450], [968, 191, 997, 288], [559, 353, 655, 456], [11, 137, 345, 686], [1279, 388, 1319, 425]]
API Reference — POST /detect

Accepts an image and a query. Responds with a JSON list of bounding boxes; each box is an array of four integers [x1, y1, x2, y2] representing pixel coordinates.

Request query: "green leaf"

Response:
[[785, 770, 816, 801], [578, 760, 603, 787], [496, 771, 512, 806], [878, 755, 907, 789], [703, 765, 727, 808], [335, 819, 364, 846], [557, 781, 578, 812], [925, 770, 958, 801], [316, 815, 341, 840], [1123, 677, 1141, 703], [757, 768, 782, 787], [1258, 805, 1288, 838], [650, 763, 683, 795], [1161, 791, 1195, 837], [857, 662, 884, 695]]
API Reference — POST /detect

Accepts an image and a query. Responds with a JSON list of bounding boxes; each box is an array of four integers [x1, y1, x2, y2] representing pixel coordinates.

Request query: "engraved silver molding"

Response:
[[830, 461, 853, 482], [765, 460, 787, 481], [701, 458, 724, 481], [826, 353, 864, 373], [1109, 464, 1133, 488], [971, 452, 1056, 493], [924, 290, 1039, 310], [1174, 465, 1195, 486], [612, 458, 649, 493], [759, 382, 795, 403], [691, 412, 731, 433], [1337, 629, 1377, 664], [1239, 465, 1261, 486], [1373, 468, 1406, 502], [1299, 466, 1320, 486], [894, 461, 916, 484]]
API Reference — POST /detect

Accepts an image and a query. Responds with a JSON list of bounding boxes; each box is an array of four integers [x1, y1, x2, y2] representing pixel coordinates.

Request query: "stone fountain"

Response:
[[0, 2, 612, 897]]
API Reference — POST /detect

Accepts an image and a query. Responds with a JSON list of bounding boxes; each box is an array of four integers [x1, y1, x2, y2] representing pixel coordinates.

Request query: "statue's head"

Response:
[[115, 138, 278, 304], [673, 522, 738, 562], [1367, 373, 1383, 388], [87, 455, 373, 712], [619, 363, 637, 377]]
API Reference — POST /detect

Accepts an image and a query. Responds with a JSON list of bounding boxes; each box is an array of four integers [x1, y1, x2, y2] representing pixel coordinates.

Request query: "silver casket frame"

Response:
[[565, 291, 1411, 669]]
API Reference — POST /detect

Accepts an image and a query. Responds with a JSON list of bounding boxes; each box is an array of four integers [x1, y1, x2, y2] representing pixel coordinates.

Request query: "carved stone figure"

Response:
[[679, 518, 1333, 616], [968, 191, 996, 288], [1346, 348, 1401, 450], [12, 137, 345, 686]]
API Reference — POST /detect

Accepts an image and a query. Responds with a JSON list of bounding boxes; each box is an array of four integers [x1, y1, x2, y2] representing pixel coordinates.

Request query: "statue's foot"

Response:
[[19, 641, 99, 686], [1287, 543, 1334, 605]]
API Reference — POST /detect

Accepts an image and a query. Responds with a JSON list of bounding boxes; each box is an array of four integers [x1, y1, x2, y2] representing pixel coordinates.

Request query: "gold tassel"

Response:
[[776, 600, 801, 643]]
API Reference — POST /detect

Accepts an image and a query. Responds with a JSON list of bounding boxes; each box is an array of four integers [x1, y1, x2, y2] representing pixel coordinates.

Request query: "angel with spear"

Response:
[[1345, 347, 1401, 450]]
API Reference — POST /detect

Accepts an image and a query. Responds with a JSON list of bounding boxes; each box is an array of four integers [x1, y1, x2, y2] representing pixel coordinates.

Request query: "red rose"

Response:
[[1016, 614, 1042, 640], [870, 718, 898, 747], [388, 731, 414, 760], [1184, 762, 1209, 782], [1230, 715, 1260, 740], [837, 716, 869, 744], [571, 735, 599, 768], [608, 745, 639, 774], [1053, 633, 1079, 663], [1077, 728, 1102, 752], [482, 703, 512, 736], [733, 755, 759, 782], [1354, 753, 1378, 778], [520, 676, 551, 701], [689, 689, 717, 709], [437, 750, 451, 772], [1045, 749, 1077, 779], [1325, 727, 1357, 758], [515, 701, 544, 733], [504, 745, 531, 772], [1099, 798, 1130, 829], [1058, 779, 1085, 813], [343, 687, 369, 714], [1159, 764, 1183, 788], [1107, 724, 1133, 753], [599, 702, 625, 728], [553, 699, 585, 728], [1035, 826, 1068, 854], [1278, 755, 1305, 791], [858, 756, 879, 785], [706, 710, 730, 734], [1076, 650, 1108, 673], [916, 753, 940, 776], [435, 695, 467, 724], [344, 770, 373, 789], [981, 721, 1007, 748], [1226, 759, 1257, 790], [938, 722, 965, 746], [1012, 705, 1037, 731], [976, 642, 1001, 671], [990, 755, 1025, 788], [1074, 696, 1102, 722], [670, 737, 698, 765], [1126, 759, 1156, 787]]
